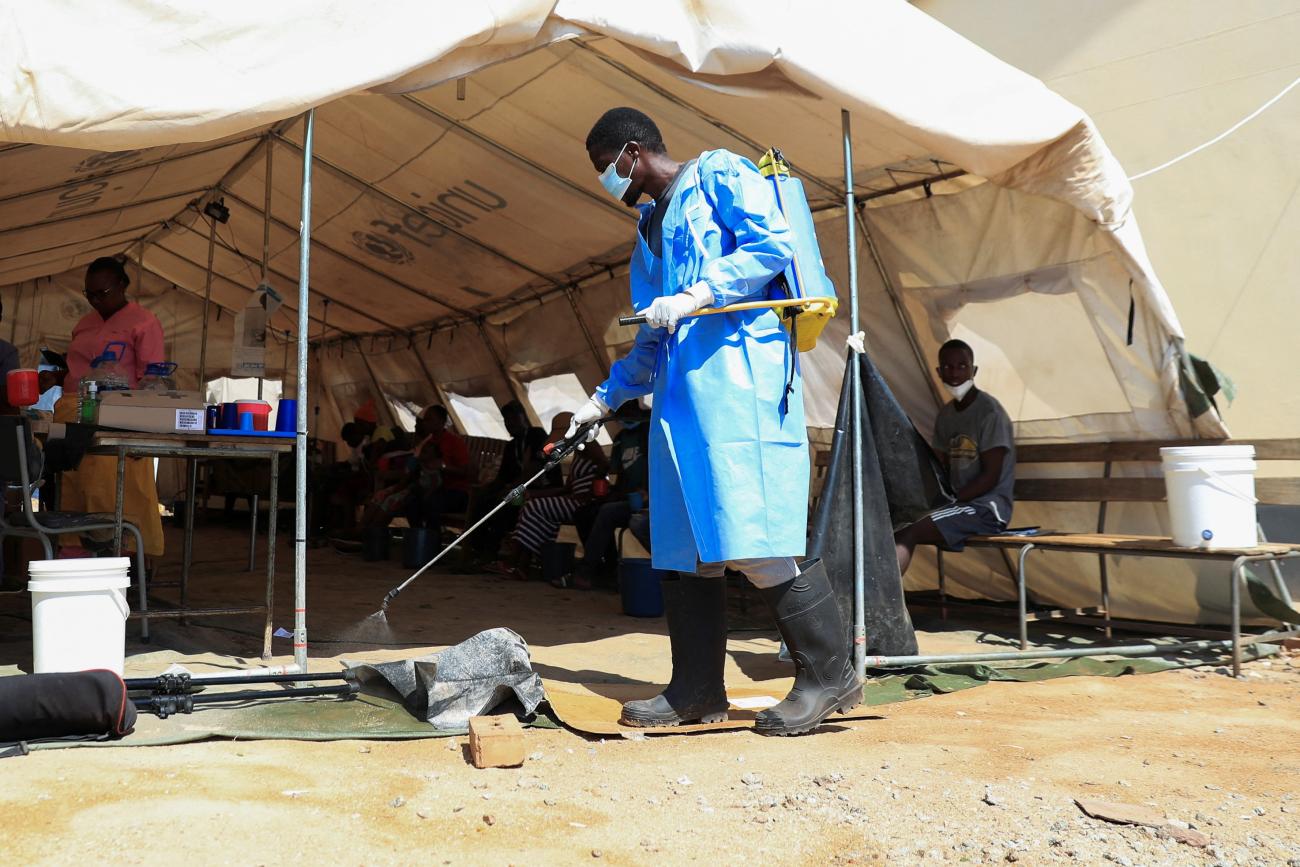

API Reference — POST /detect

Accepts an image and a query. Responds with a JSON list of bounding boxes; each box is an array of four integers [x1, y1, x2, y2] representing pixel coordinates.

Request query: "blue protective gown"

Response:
[[595, 149, 809, 573]]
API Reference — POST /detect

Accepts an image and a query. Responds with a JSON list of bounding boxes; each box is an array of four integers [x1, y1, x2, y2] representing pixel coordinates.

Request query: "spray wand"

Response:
[[617, 296, 834, 327], [125, 670, 358, 718], [377, 418, 606, 615]]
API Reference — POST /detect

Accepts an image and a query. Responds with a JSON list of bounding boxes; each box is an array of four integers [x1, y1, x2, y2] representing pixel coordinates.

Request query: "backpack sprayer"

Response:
[[620, 147, 838, 350], [375, 418, 606, 616]]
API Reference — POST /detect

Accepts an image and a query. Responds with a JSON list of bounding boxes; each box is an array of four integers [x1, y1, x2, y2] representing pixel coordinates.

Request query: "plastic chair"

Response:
[[0, 416, 150, 638]]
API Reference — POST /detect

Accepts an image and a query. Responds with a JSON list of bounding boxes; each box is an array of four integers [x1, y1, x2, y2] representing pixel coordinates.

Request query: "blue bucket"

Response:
[[402, 527, 439, 570], [619, 558, 666, 617]]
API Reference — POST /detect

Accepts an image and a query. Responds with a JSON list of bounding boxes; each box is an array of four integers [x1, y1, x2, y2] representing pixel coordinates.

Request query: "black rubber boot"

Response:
[[620, 575, 729, 727], [754, 558, 861, 736]]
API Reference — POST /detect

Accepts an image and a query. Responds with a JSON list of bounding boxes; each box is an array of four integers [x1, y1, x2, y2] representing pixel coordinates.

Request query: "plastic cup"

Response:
[[221, 402, 239, 429], [6, 369, 40, 406], [276, 398, 298, 433], [239, 411, 255, 431]]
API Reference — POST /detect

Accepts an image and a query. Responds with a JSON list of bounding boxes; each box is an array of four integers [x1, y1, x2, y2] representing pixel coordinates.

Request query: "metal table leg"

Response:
[[1017, 543, 1035, 650], [1231, 555, 1245, 678], [248, 493, 259, 572], [112, 447, 126, 555], [1099, 556, 1113, 639], [937, 549, 947, 622], [1097, 462, 1112, 639], [263, 455, 278, 660], [181, 457, 197, 612], [1257, 523, 1296, 629]]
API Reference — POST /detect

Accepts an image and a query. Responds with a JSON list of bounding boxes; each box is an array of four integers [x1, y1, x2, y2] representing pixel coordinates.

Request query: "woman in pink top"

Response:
[[57, 257, 166, 556], [66, 258, 165, 387]]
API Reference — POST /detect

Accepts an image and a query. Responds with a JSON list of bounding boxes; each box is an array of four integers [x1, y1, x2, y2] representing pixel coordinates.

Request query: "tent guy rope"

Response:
[[1129, 76, 1299, 181]]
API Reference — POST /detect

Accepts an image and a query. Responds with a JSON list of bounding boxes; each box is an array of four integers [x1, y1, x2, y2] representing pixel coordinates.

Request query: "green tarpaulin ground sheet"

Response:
[[3, 644, 1280, 750], [858, 644, 1279, 707], [3, 689, 560, 751]]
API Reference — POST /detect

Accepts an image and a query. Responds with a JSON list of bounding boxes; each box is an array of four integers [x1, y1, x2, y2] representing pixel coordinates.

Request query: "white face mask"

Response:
[[598, 143, 636, 201], [944, 379, 975, 402]]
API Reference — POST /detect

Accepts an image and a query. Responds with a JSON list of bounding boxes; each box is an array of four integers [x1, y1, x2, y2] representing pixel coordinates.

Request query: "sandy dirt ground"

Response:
[[1, 523, 1298, 866]]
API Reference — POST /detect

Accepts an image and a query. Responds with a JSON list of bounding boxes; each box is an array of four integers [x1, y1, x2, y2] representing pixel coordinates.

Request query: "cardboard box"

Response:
[[96, 390, 207, 434]]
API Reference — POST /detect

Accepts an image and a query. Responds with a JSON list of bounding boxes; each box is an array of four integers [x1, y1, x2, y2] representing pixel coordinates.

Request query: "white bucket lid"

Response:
[[28, 557, 131, 592], [29, 557, 131, 574], [1160, 445, 1255, 461]]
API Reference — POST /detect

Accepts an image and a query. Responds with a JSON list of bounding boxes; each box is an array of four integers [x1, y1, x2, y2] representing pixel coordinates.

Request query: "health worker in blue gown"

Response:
[[568, 108, 859, 736]]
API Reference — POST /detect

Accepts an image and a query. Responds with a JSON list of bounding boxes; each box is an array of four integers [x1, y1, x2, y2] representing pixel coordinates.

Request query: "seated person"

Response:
[[35, 349, 69, 413], [347, 438, 443, 542], [405, 405, 472, 534], [486, 412, 608, 581], [35, 349, 70, 505], [562, 401, 650, 590], [894, 339, 1016, 574], [352, 399, 406, 458], [467, 399, 554, 560], [319, 421, 374, 537]]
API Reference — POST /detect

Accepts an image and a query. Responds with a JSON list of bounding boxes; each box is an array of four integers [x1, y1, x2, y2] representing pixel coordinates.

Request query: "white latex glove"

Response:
[[566, 395, 607, 442], [639, 289, 706, 334]]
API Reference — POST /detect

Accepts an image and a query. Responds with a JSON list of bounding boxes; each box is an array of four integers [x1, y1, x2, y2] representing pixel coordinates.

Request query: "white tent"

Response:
[[2, 1, 1262, 645]]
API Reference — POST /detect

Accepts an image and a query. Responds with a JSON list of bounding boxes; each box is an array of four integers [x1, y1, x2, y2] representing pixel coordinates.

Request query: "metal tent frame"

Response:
[[225, 105, 910, 677]]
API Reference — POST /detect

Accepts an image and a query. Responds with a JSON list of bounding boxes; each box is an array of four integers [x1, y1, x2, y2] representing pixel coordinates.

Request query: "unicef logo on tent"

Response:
[[74, 150, 147, 174], [351, 231, 414, 265]]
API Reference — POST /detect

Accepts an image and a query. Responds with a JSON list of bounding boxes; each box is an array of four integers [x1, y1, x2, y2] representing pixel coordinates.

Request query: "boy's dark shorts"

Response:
[[924, 503, 1007, 552]]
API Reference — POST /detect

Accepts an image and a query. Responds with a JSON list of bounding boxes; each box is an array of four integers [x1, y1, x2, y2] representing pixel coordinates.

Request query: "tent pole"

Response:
[[855, 210, 944, 408], [842, 110, 867, 682], [261, 143, 273, 283], [357, 339, 400, 429], [8, 280, 20, 343], [475, 320, 525, 409], [196, 214, 217, 386], [133, 244, 143, 297], [864, 637, 1248, 668], [294, 109, 315, 675], [259, 137, 274, 401], [410, 344, 466, 433], [564, 288, 607, 373]]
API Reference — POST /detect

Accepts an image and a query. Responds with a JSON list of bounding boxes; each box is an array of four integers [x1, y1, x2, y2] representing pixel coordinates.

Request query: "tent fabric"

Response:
[[0, 0, 1251, 623]]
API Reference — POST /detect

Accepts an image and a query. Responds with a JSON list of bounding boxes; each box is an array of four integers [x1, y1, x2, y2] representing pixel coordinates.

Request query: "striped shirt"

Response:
[[512, 453, 603, 555]]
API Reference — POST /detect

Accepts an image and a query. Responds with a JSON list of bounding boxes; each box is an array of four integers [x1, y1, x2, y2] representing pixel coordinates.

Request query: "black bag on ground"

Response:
[[0, 670, 137, 742]]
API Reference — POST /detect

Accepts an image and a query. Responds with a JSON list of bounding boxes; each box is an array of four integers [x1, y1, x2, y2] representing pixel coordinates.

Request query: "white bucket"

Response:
[[28, 557, 131, 675], [1159, 445, 1258, 548]]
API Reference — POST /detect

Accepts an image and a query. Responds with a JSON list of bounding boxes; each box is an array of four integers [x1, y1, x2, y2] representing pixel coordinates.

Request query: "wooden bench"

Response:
[[931, 438, 1300, 675]]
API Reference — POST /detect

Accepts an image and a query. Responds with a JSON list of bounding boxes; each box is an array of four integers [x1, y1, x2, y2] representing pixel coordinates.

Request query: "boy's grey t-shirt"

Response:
[[932, 390, 1016, 525]]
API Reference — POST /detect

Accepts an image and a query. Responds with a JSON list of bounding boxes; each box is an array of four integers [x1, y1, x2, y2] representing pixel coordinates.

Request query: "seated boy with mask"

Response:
[[894, 339, 1016, 574]]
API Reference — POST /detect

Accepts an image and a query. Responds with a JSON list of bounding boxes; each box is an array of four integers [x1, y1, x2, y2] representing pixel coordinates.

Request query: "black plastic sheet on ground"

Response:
[[346, 627, 545, 730], [808, 353, 953, 656]]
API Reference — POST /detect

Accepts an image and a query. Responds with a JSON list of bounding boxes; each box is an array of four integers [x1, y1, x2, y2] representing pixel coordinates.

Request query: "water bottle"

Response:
[[91, 342, 130, 393], [138, 362, 178, 392]]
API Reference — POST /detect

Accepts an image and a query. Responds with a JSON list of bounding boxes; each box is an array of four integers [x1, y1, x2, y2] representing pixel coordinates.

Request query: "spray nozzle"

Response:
[[543, 419, 605, 459]]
